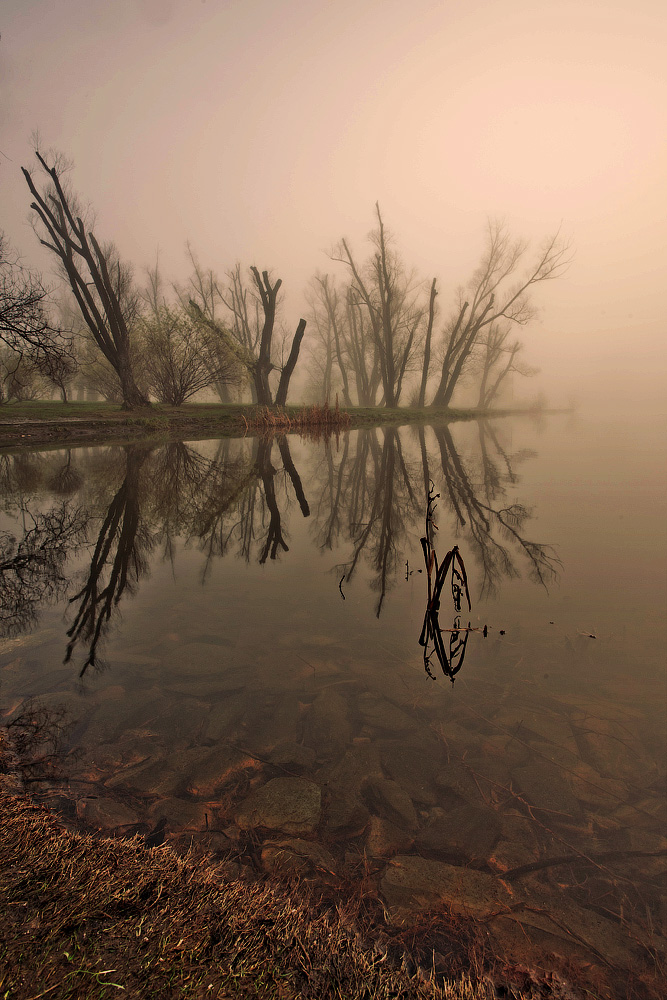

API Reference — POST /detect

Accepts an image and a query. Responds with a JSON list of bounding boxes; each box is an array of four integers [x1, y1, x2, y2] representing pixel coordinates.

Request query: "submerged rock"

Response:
[[362, 776, 418, 830], [267, 742, 316, 772], [512, 761, 581, 819], [236, 777, 321, 835], [186, 745, 257, 798], [357, 692, 420, 734], [381, 854, 513, 920], [365, 816, 414, 857], [415, 802, 501, 860], [377, 736, 443, 806], [302, 690, 352, 759], [322, 788, 369, 839], [147, 796, 210, 831], [261, 838, 337, 876], [76, 796, 140, 831]]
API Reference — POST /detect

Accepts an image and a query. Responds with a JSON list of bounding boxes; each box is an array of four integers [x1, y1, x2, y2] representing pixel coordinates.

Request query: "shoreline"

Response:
[[0, 401, 566, 451], [0, 763, 520, 1000]]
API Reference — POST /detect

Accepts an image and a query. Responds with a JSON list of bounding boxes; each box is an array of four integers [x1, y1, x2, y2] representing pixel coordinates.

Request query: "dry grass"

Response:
[[241, 401, 351, 436], [0, 794, 498, 1000]]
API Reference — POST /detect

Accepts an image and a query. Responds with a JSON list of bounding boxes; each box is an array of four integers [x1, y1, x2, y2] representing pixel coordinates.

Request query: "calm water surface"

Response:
[[1, 412, 665, 995]]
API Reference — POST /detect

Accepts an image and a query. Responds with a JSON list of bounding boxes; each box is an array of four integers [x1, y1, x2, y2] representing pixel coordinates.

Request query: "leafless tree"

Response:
[[475, 323, 538, 410], [191, 264, 306, 406], [33, 344, 79, 402], [332, 204, 425, 407], [174, 245, 238, 402], [430, 220, 570, 408], [417, 277, 438, 407], [22, 151, 150, 408], [0, 347, 41, 403], [140, 265, 242, 406], [1, 231, 75, 400], [305, 274, 350, 405]]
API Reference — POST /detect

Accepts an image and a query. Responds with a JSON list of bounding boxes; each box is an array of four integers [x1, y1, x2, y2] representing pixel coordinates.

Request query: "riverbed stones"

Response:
[[106, 759, 186, 797], [186, 745, 257, 797], [236, 777, 321, 834], [201, 694, 248, 741], [302, 690, 351, 759], [362, 776, 418, 829], [415, 802, 501, 860], [377, 736, 443, 805], [76, 795, 139, 830], [569, 760, 627, 811], [434, 761, 483, 804], [261, 837, 337, 877], [147, 796, 210, 831], [365, 816, 414, 857], [267, 741, 316, 771], [322, 788, 369, 838], [357, 692, 420, 734], [317, 743, 383, 794], [381, 855, 514, 921], [491, 812, 541, 871], [512, 761, 581, 818]]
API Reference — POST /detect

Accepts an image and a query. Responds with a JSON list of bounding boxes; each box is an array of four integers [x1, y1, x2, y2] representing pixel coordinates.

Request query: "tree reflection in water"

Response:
[[0, 501, 88, 639], [0, 419, 559, 677], [64, 446, 154, 675]]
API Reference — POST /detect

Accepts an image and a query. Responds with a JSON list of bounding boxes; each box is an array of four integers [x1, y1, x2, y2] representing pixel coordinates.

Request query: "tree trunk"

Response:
[[418, 279, 437, 407], [275, 319, 306, 407], [118, 353, 150, 409]]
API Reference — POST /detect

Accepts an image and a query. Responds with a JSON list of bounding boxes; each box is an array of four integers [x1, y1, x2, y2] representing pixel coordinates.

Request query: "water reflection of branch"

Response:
[[0, 502, 88, 639], [418, 484, 473, 682], [310, 421, 559, 612], [257, 435, 310, 563], [334, 427, 420, 617], [65, 446, 153, 676], [433, 424, 561, 597]]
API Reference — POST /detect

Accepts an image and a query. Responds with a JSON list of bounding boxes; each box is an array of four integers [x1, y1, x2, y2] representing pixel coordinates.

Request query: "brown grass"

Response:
[[0, 794, 497, 1000], [242, 400, 352, 436]]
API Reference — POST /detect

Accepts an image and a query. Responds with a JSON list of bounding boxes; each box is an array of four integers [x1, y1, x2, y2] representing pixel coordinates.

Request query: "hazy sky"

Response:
[[1, 0, 665, 407]]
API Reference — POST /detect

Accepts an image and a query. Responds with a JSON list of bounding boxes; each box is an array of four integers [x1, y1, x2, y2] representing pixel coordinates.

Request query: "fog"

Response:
[[1, 0, 665, 411]]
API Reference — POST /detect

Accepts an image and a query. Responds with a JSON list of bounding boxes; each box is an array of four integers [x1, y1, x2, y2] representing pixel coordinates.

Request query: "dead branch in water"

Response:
[[418, 482, 474, 682]]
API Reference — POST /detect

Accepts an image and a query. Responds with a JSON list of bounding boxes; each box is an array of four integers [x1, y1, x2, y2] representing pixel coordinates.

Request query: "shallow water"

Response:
[[1, 412, 665, 995]]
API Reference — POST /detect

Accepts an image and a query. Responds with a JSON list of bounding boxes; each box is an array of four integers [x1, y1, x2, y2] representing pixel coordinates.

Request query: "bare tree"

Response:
[[475, 323, 538, 410], [0, 347, 42, 404], [1, 231, 74, 398], [22, 151, 150, 409], [140, 265, 242, 406], [194, 264, 307, 406], [306, 274, 351, 405], [332, 204, 424, 407], [417, 277, 438, 407], [174, 245, 237, 403], [430, 220, 570, 408], [33, 344, 79, 402]]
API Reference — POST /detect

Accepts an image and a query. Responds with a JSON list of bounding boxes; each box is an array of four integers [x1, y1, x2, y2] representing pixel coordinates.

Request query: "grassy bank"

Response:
[[0, 400, 548, 450], [0, 791, 501, 1000]]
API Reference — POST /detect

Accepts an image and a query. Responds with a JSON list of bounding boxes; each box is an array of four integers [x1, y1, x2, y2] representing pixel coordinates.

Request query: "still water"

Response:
[[1, 413, 665, 995]]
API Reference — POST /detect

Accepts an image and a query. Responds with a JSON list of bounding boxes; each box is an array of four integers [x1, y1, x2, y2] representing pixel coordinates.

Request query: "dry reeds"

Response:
[[242, 399, 351, 437]]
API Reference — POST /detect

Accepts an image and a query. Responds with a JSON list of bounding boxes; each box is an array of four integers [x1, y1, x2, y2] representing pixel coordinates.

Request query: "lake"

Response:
[[1, 411, 665, 997]]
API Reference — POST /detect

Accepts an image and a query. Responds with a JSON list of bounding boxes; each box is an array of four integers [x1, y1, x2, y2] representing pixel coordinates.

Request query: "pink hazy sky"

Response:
[[1, 0, 665, 407]]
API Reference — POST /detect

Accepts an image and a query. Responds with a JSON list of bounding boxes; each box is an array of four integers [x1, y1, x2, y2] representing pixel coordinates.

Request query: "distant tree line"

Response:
[[0, 148, 569, 410]]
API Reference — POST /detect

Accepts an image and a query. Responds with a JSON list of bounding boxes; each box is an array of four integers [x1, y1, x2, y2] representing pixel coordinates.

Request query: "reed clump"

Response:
[[242, 399, 351, 434]]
